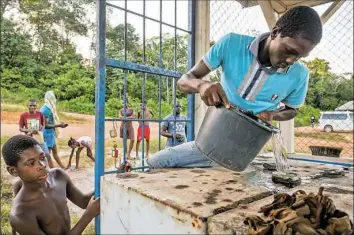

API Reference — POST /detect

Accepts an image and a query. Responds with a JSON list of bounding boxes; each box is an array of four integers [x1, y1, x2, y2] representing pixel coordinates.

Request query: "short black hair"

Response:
[[2, 135, 39, 166], [28, 99, 37, 103], [275, 6, 322, 44], [68, 137, 75, 146]]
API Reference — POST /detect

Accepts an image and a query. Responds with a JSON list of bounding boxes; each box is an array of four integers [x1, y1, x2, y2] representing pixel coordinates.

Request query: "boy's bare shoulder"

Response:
[[49, 168, 70, 181]]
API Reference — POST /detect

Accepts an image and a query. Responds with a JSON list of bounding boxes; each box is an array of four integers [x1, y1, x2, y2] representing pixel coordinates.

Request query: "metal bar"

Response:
[[289, 157, 354, 168], [122, 0, 128, 163], [105, 166, 151, 175], [106, 2, 192, 34], [106, 59, 183, 78], [172, 0, 177, 146], [141, 0, 146, 168], [158, 0, 163, 151], [174, 0, 177, 72], [105, 118, 191, 122], [94, 0, 106, 233], [158, 76, 162, 150], [187, 0, 196, 141]]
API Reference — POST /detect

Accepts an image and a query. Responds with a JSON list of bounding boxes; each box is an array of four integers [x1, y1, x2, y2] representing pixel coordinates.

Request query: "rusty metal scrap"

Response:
[[244, 187, 353, 235]]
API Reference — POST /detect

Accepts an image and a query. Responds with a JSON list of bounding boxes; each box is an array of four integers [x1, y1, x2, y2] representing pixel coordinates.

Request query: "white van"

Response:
[[319, 111, 353, 132]]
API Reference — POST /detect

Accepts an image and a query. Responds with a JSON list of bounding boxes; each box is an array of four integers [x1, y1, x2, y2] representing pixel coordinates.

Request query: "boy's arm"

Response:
[[66, 148, 76, 169], [160, 119, 172, 138], [44, 117, 66, 129], [10, 213, 46, 235], [76, 147, 83, 158], [39, 113, 45, 131], [18, 115, 32, 134], [68, 197, 100, 235], [60, 169, 93, 209], [185, 123, 188, 138]]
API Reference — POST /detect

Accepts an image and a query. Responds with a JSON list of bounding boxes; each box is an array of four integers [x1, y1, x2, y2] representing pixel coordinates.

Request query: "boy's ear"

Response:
[[271, 26, 280, 39], [6, 166, 19, 177]]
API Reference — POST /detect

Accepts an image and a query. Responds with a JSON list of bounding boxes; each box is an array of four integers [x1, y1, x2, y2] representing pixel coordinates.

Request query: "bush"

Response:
[[58, 96, 94, 114], [295, 105, 321, 127]]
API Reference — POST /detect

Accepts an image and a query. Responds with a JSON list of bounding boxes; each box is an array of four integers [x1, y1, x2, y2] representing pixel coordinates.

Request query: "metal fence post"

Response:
[[95, 0, 106, 233], [187, 0, 196, 141]]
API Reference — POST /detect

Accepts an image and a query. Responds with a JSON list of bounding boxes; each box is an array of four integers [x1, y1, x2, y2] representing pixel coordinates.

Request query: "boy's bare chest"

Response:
[[35, 187, 71, 234]]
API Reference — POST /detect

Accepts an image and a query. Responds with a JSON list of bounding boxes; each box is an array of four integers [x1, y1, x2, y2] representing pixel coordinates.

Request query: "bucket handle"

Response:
[[221, 104, 279, 133]]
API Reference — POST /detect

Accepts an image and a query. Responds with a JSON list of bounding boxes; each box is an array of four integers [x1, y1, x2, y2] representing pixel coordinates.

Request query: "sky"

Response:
[[5, 0, 353, 74]]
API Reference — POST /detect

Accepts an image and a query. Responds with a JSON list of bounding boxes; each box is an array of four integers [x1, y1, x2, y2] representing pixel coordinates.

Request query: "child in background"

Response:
[[2, 135, 100, 235], [67, 136, 95, 171]]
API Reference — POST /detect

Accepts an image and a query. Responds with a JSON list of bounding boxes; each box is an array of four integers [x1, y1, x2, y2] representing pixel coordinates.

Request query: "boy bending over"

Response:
[[2, 135, 100, 235], [67, 136, 95, 171]]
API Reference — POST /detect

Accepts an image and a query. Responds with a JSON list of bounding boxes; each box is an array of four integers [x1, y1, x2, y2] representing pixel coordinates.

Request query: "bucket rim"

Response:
[[224, 104, 279, 133]]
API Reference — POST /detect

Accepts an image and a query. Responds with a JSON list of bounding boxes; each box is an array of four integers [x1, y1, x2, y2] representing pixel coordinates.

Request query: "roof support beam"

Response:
[[194, 0, 210, 134], [258, 0, 278, 29], [321, 0, 345, 25]]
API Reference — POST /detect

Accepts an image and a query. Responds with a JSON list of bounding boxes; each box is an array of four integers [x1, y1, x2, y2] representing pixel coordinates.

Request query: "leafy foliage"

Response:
[[1, 2, 353, 126]]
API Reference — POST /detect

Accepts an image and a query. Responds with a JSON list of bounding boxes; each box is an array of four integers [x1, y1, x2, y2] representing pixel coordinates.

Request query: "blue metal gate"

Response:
[[94, 0, 195, 233]]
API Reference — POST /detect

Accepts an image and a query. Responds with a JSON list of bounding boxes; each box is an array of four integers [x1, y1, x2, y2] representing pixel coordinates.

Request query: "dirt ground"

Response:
[[1, 110, 161, 140], [1, 107, 164, 232], [1, 105, 353, 233]]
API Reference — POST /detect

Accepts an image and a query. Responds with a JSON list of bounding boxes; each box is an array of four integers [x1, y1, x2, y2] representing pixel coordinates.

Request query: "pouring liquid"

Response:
[[271, 132, 289, 174]]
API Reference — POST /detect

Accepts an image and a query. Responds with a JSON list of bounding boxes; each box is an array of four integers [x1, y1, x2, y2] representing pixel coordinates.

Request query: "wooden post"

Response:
[[258, 0, 277, 29], [321, 0, 345, 24], [194, 0, 210, 135]]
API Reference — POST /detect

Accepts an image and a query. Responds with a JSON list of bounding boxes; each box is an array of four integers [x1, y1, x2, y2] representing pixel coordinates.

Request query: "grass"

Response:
[[55, 137, 168, 170], [294, 131, 353, 143], [1, 136, 10, 145], [1, 170, 13, 235], [71, 215, 95, 235], [105, 137, 167, 154], [58, 112, 86, 123], [1, 104, 26, 112], [1, 154, 14, 234], [1, 103, 86, 123]]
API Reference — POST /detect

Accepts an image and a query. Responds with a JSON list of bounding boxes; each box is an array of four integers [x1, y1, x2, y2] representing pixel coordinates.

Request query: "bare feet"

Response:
[[118, 161, 132, 172]]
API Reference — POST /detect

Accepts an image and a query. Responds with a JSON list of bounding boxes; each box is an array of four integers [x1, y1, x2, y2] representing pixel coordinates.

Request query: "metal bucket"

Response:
[[195, 105, 279, 171]]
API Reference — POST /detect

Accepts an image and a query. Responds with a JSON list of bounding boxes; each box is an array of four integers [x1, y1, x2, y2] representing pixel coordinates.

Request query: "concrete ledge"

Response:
[[100, 156, 353, 234], [101, 167, 272, 234]]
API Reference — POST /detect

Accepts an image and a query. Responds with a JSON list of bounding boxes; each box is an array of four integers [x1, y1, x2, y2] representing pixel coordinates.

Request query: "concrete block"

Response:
[[101, 167, 272, 234]]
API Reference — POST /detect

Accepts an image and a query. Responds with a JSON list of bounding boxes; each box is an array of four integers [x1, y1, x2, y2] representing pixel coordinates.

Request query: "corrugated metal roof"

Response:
[[236, 0, 334, 14], [335, 101, 354, 111]]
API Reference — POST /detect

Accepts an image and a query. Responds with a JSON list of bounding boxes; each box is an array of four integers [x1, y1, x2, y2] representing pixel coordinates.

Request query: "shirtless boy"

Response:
[[119, 102, 135, 159], [2, 135, 100, 235], [136, 102, 154, 159], [67, 136, 95, 170]]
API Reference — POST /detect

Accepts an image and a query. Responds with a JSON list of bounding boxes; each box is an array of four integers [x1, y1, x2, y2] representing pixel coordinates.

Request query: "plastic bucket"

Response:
[[195, 105, 279, 171]]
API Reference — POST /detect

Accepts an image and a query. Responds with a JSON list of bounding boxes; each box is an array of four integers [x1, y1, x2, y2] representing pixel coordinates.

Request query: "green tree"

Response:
[[303, 58, 353, 111]]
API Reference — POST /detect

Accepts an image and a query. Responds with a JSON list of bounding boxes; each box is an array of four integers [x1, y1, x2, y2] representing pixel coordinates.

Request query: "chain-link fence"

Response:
[[210, 1, 353, 158]]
